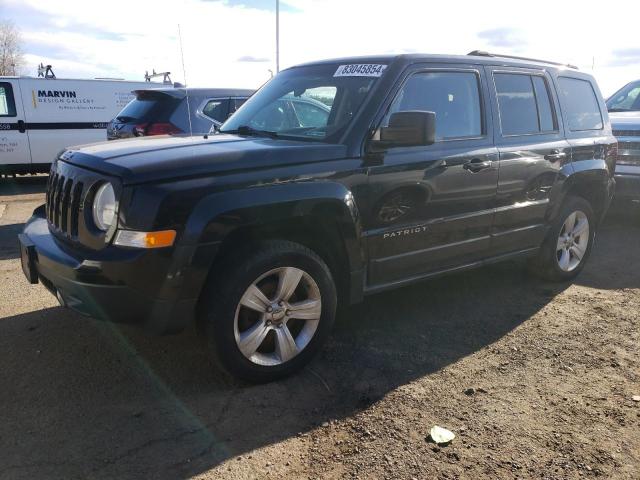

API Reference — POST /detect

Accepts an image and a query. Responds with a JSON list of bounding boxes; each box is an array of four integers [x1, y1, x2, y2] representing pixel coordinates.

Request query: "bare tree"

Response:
[[0, 21, 24, 76]]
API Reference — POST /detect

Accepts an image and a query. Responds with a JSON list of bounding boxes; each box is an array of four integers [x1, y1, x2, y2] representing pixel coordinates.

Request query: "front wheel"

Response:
[[530, 196, 595, 281], [199, 240, 337, 383]]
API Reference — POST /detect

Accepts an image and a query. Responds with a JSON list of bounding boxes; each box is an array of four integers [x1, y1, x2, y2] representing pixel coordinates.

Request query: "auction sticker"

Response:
[[334, 64, 387, 77]]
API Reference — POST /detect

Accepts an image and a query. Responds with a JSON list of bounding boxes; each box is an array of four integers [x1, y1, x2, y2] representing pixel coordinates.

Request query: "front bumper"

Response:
[[19, 208, 201, 334], [614, 164, 640, 203]]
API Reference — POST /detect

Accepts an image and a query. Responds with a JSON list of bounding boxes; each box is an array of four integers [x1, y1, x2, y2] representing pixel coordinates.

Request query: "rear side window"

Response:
[[203, 99, 230, 122], [532, 76, 556, 132], [116, 92, 179, 123], [494, 73, 557, 135], [232, 98, 247, 113], [384, 71, 482, 140], [0, 82, 17, 117], [557, 77, 603, 131]]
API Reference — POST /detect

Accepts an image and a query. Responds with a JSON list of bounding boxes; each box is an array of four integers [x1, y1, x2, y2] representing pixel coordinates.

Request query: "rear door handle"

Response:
[[463, 158, 492, 173], [544, 149, 567, 162]]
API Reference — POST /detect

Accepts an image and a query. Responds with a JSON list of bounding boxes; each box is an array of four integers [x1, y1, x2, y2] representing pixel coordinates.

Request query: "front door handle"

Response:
[[544, 149, 567, 162], [463, 158, 492, 173], [17, 120, 26, 133]]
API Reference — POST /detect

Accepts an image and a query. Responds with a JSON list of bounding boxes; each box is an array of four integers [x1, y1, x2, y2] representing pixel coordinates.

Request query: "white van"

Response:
[[0, 76, 161, 174]]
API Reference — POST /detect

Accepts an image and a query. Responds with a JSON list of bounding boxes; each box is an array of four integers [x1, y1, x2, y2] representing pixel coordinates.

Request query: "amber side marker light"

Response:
[[114, 230, 177, 249]]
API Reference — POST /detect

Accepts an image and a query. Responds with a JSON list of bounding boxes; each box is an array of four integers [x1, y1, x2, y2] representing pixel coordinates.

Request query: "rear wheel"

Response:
[[530, 196, 595, 281], [199, 240, 337, 383]]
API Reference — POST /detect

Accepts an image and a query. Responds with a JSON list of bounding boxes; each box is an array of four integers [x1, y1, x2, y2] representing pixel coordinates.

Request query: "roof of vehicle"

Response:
[[0, 76, 157, 83], [133, 87, 255, 98], [293, 51, 580, 73]]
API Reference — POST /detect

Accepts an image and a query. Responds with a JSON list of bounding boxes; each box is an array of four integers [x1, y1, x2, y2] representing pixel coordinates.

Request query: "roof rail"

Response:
[[467, 50, 578, 70]]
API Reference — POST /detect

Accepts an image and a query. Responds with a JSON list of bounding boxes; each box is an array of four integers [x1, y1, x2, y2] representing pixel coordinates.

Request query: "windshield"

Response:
[[607, 81, 640, 112], [219, 63, 386, 142]]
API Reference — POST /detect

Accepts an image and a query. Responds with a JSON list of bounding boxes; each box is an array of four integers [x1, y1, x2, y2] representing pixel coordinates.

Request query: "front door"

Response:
[[0, 80, 32, 167], [364, 66, 499, 288], [487, 68, 571, 254]]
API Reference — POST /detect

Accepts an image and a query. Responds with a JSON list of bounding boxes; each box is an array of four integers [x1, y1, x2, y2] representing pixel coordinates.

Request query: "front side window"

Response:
[[220, 63, 383, 141], [557, 77, 603, 131], [494, 73, 557, 136], [0, 83, 17, 117], [606, 81, 640, 112], [203, 99, 230, 123], [383, 71, 482, 140]]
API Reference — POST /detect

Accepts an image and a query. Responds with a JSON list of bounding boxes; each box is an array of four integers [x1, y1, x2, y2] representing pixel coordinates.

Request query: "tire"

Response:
[[530, 196, 595, 281], [198, 240, 337, 383]]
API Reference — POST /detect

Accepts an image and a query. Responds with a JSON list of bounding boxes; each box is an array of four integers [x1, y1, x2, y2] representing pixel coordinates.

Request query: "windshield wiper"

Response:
[[219, 125, 280, 138], [607, 108, 631, 112]]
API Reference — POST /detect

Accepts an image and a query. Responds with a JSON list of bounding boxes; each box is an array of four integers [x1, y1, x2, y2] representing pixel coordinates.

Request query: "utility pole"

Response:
[[276, 0, 280, 73]]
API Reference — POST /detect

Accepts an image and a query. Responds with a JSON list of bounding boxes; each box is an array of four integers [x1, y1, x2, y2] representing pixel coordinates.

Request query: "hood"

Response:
[[58, 134, 348, 185], [609, 111, 640, 129]]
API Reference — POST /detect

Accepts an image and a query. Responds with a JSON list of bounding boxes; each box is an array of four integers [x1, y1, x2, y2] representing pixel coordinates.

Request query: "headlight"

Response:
[[92, 182, 116, 231]]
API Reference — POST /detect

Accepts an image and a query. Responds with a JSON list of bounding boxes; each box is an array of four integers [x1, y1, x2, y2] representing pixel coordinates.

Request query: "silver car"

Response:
[[107, 87, 254, 139]]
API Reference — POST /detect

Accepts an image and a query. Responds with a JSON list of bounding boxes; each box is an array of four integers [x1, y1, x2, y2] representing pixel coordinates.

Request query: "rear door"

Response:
[[364, 65, 499, 287], [0, 79, 32, 167], [487, 67, 571, 254]]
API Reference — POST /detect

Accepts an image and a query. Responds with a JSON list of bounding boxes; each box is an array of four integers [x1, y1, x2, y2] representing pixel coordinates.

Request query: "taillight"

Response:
[[133, 122, 182, 136], [133, 123, 147, 136]]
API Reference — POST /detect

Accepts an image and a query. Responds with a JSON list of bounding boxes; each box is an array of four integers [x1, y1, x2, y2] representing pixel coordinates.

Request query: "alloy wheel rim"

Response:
[[234, 267, 322, 366], [556, 210, 589, 272]]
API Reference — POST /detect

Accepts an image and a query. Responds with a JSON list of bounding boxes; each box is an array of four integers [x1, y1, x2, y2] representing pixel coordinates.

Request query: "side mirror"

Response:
[[376, 111, 436, 149]]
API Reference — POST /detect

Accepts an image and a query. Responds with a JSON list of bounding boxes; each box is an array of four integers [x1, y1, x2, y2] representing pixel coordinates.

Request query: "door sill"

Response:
[[363, 247, 539, 296]]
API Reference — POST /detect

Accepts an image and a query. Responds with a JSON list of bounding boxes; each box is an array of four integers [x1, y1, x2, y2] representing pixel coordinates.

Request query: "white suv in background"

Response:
[[607, 80, 640, 206]]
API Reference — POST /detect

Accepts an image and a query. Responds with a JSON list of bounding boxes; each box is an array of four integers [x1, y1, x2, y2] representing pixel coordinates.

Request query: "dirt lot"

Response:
[[0, 176, 638, 480]]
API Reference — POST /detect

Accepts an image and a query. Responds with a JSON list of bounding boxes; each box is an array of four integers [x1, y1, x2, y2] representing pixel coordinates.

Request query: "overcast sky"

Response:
[[2, 0, 638, 96]]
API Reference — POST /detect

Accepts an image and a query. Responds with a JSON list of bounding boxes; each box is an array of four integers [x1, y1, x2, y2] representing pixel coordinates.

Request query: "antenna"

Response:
[[177, 24, 194, 137], [276, 0, 280, 73]]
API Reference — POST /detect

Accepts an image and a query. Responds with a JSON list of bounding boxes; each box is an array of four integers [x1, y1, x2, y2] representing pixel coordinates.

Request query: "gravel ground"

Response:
[[0, 176, 638, 480]]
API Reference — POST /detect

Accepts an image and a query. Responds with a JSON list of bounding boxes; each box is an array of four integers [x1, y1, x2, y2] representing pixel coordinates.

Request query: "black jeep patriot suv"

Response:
[[19, 52, 616, 382]]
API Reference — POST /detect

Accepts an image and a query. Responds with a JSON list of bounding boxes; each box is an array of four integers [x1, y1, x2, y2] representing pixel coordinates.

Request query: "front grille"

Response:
[[46, 172, 84, 238], [613, 130, 640, 137], [46, 159, 119, 250], [616, 139, 640, 166], [617, 155, 640, 166], [617, 141, 640, 150]]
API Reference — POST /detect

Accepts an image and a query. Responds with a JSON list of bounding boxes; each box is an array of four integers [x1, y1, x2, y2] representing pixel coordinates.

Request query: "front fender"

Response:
[[182, 180, 359, 244], [175, 180, 365, 302]]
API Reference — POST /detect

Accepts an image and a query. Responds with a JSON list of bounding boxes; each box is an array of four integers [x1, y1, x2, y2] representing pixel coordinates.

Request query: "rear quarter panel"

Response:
[[548, 71, 617, 220]]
